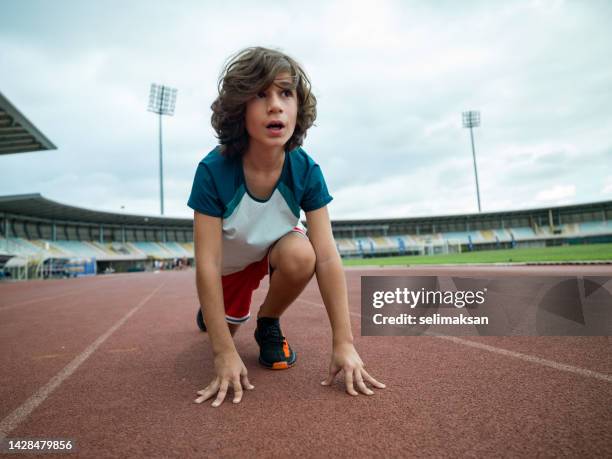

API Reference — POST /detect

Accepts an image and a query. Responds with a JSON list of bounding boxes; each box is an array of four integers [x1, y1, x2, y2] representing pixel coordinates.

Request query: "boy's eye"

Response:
[[282, 89, 294, 97], [256, 91, 266, 98]]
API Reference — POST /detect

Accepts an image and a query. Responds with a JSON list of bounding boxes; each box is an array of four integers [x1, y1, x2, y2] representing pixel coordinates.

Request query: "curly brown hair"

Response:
[[211, 47, 317, 158]]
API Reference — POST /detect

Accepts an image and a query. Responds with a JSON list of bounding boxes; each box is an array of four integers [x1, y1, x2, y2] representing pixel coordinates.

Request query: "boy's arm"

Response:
[[194, 211, 234, 354], [305, 206, 353, 345], [305, 206, 385, 395], [193, 211, 254, 406]]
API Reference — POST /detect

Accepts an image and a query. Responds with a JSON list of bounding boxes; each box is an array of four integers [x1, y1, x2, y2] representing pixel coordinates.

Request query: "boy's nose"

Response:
[[267, 95, 283, 113]]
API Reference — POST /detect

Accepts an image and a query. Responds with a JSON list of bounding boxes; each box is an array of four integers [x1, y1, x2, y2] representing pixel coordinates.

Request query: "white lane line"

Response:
[[428, 334, 612, 383], [296, 298, 612, 384], [0, 282, 165, 441]]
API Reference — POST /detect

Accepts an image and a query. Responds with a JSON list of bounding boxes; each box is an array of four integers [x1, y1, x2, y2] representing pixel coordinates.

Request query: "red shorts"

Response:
[[223, 226, 307, 324]]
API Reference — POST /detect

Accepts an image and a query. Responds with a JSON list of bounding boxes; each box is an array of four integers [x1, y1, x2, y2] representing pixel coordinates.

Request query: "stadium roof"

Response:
[[0, 193, 191, 227], [0, 92, 57, 155], [0, 193, 610, 231], [330, 200, 612, 228]]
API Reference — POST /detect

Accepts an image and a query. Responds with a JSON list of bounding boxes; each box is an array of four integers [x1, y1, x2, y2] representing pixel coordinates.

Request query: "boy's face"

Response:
[[245, 71, 298, 153]]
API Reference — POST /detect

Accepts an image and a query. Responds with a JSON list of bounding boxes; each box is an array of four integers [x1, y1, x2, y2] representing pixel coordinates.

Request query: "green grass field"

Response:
[[342, 243, 612, 266]]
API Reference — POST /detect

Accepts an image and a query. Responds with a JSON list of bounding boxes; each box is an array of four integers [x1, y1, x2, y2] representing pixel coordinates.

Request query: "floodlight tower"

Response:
[[147, 84, 177, 215], [462, 110, 482, 213]]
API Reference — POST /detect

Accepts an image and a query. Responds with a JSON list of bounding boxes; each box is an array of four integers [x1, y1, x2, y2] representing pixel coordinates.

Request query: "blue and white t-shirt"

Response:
[[187, 146, 333, 275]]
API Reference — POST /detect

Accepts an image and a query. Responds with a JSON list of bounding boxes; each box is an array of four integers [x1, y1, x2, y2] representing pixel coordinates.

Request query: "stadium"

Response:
[[1, 12, 611, 454], [2, 191, 612, 280], [1, 91, 611, 279]]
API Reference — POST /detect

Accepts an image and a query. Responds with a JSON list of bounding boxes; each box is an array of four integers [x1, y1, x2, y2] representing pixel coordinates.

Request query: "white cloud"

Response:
[[535, 184, 576, 204], [602, 177, 612, 195]]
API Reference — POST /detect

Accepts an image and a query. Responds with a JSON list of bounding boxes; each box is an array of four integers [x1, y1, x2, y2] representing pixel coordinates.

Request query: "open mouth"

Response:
[[266, 121, 285, 131]]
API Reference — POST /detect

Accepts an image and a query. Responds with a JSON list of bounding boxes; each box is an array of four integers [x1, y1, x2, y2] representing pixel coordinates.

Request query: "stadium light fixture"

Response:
[[148, 84, 178, 215], [462, 110, 482, 213]]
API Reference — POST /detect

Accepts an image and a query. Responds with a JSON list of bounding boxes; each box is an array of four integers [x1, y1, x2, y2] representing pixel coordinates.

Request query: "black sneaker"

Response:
[[254, 317, 296, 370], [196, 309, 207, 332]]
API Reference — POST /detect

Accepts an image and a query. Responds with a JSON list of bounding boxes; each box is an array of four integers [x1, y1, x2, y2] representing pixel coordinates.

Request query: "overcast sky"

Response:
[[1, 0, 611, 220]]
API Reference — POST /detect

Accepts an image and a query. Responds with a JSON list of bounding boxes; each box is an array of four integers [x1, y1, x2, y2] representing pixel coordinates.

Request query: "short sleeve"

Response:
[[187, 163, 224, 217], [300, 164, 333, 212]]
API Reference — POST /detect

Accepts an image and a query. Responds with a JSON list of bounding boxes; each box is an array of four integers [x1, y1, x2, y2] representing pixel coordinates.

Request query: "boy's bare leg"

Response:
[[257, 232, 316, 319], [200, 314, 241, 336], [228, 323, 241, 336]]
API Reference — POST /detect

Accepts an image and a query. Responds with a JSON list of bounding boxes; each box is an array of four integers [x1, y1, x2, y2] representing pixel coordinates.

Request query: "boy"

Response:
[[188, 47, 384, 407]]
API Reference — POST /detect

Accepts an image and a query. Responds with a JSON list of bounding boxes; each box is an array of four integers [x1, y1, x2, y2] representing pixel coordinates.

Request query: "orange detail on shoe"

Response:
[[272, 362, 288, 369], [282, 339, 290, 358]]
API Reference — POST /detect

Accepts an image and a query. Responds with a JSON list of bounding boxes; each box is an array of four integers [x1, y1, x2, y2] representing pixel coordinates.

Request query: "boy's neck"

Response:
[[243, 144, 285, 172]]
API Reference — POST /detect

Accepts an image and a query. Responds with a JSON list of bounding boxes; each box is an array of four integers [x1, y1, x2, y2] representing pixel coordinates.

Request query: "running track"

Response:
[[0, 266, 610, 457]]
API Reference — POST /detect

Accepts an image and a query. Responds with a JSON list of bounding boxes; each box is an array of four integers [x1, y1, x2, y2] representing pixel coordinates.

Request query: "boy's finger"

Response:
[[194, 388, 215, 404], [232, 378, 243, 404], [212, 380, 229, 408], [196, 386, 211, 396], [355, 371, 374, 396], [241, 374, 255, 390], [362, 369, 386, 389], [344, 369, 358, 396], [196, 378, 219, 395], [194, 380, 220, 402], [321, 367, 340, 386]]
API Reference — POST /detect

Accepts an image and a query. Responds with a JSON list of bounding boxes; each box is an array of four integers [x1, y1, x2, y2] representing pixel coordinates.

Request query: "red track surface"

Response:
[[1, 266, 611, 458]]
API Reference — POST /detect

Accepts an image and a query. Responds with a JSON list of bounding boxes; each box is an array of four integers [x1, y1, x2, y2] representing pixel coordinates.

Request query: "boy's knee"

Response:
[[279, 240, 316, 280]]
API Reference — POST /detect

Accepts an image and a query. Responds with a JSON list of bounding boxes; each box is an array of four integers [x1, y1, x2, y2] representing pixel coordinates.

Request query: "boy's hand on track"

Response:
[[194, 350, 254, 407], [320, 342, 386, 396]]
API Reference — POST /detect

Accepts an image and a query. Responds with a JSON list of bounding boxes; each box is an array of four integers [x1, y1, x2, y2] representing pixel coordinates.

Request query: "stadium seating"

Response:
[[179, 242, 194, 255], [130, 242, 174, 259], [162, 241, 192, 257], [492, 229, 513, 242], [580, 220, 611, 234], [4, 238, 49, 257], [509, 227, 536, 239], [53, 240, 108, 258], [370, 237, 394, 249], [480, 230, 497, 242], [560, 223, 580, 235], [336, 238, 357, 251], [441, 231, 471, 244], [2, 219, 610, 264]]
